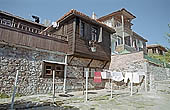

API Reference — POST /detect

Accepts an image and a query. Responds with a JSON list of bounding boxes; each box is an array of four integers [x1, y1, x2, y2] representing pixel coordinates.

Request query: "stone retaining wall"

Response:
[[147, 63, 170, 91], [109, 51, 170, 92], [0, 44, 107, 96]]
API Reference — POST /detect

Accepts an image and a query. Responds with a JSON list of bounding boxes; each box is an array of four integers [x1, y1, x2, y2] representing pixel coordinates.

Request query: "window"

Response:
[[125, 36, 131, 46], [80, 22, 85, 37], [91, 27, 97, 42], [43, 62, 64, 78], [115, 21, 121, 27], [45, 64, 53, 76], [55, 65, 64, 78], [117, 37, 122, 45], [152, 48, 156, 53], [159, 50, 163, 55]]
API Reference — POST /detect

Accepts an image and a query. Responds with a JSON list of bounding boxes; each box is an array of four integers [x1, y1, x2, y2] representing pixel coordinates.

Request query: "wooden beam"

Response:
[[68, 56, 74, 65], [102, 61, 109, 69], [87, 59, 93, 67]]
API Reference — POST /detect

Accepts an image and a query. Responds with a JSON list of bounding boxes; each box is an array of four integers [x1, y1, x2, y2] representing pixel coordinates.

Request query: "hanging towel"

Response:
[[101, 72, 107, 79], [101, 71, 111, 79], [94, 72, 101, 83], [138, 72, 145, 75], [133, 72, 140, 83], [111, 72, 124, 81], [124, 72, 132, 83], [124, 72, 140, 83]]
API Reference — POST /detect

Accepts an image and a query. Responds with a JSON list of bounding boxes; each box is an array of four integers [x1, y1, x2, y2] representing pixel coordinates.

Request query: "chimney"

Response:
[[32, 15, 40, 23], [92, 12, 97, 20]]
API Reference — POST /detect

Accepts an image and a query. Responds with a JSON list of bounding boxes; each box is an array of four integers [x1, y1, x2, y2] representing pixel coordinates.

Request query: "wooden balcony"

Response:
[[115, 44, 136, 53], [0, 24, 68, 53]]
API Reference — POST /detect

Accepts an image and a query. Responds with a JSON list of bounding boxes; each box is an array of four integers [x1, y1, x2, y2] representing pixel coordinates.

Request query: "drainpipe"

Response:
[[63, 54, 68, 94]]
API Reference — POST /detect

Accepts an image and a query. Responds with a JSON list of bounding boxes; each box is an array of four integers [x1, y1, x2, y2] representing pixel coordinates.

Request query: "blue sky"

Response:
[[0, 0, 170, 48]]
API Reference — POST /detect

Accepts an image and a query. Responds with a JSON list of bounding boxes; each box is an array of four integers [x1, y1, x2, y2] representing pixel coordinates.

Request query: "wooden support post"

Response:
[[68, 56, 74, 65], [87, 59, 93, 67], [150, 73, 152, 91], [111, 79, 113, 98], [145, 74, 147, 92], [53, 70, 55, 104], [130, 73, 133, 96], [121, 15, 125, 45], [11, 70, 19, 109], [63, 55, 68, 94], [85, 71, 88, 101], [144, 62, 147, 92], [102, 61, 109, 69]]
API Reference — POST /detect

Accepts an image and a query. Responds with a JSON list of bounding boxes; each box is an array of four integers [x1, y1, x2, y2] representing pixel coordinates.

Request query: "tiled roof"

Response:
[[97, 8, 136, 22], [133, 31, 148, 42], [43, 9, 115, 33], [147, 44, 168, 52]]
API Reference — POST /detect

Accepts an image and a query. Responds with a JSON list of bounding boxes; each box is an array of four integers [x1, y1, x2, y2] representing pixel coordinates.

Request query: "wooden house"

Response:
[[0, 9, 115, 95], [147, 44, 168, 55], [42, 9, 115, 91], [97, 8, 148, 54]]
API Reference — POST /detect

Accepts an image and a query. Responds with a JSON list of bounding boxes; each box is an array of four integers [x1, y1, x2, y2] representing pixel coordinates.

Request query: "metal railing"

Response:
[[144, 55, 170, 68]]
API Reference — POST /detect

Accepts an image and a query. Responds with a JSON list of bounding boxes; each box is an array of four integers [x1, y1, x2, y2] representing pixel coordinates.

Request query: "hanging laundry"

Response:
[[138, 72, 145, 75], [101, 72, 106, 79], [124, 72, 140, 83], [124, 72, 132, 83], [101, 71, 111, 79], [94, 72, 101, 83], [111, 72, 124, 81], [133, 72, 140, 83]]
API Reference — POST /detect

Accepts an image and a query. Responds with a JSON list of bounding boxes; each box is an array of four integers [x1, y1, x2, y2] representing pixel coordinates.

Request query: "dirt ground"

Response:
[[1, 79, 170, 110]]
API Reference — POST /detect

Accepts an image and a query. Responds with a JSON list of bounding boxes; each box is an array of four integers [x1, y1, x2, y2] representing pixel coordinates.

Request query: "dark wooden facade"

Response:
[[0, 24, 68, 53], [45, 10, 115, 61], [0, 9, 115, 62], [74, 17, 111, 61], [0, 10, 68, 53]]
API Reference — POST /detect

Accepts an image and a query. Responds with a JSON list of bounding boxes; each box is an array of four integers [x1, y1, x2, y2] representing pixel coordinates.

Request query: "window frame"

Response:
[[80, 21, 85, 37], [42, 62, 65, 78], [91, 27, 98, 42]]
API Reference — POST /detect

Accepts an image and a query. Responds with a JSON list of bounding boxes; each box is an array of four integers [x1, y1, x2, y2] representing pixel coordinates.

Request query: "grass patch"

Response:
[[54, 100, 64, 106], [0, 93, 10, 98], [63, 105, 75, 109], [158, 90, 166, 93], [15, 93, 23, 97], [92, 95, 109, 101]]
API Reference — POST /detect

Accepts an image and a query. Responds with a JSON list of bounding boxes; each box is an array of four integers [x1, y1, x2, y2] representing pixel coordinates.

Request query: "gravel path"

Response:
[[1, 79, 170, 110]]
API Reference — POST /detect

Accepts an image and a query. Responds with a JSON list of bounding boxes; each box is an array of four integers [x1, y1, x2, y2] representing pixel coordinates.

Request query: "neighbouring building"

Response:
[[0, 9, 115, 95], [0, 10, 46, 34], [147, 44, 168, 55], [97, 8, 148, 55]]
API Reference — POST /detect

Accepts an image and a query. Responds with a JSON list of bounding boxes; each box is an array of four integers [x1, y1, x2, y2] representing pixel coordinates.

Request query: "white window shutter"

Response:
[[98, 27, 102, 42]]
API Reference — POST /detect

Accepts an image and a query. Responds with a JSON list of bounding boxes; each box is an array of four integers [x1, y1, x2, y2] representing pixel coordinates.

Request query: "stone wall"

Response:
[[110, 51, 145, 71], [109, 51, 170, 92], [0, 43, 107, 96], [0, 43, 66, 95], [147, 63, 170, 91]]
